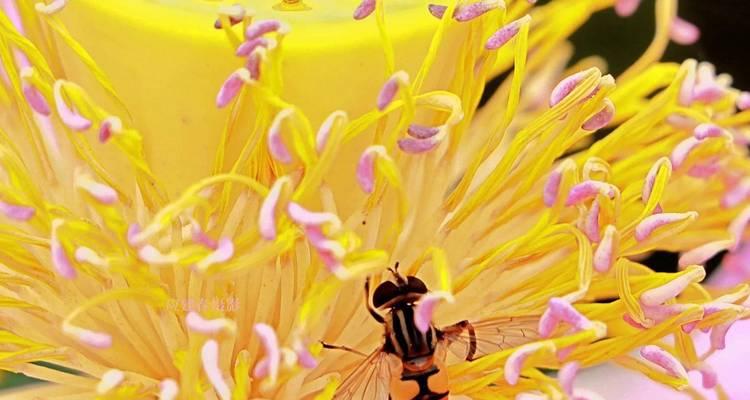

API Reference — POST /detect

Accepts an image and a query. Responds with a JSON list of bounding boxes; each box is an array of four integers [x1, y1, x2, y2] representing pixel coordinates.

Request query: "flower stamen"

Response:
[[486, 15, 531, 50], [640, 345, 689, 380], [34, 0, 67, 14], [353, 0, 376, 20], [565, 181, 617, 206], [259, 177, 291, 240], [634, 212, 698, 242], [253, 323, 281, 384], [670, 17, 700, 46], [96, 369, 125, 394], [53, 80, 92, 131], [159, 379, 179, 400], [0, 199, 35, 221], [216, 68, 251, 108], [186, 311, 236, 335], [594, 225, 619, 273], [201, 340, 232, 400]]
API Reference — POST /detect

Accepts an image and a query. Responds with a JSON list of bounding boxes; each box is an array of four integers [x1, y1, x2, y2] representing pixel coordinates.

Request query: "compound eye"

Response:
[[372, 281, 400, 308], [406, 276, 428, 295]]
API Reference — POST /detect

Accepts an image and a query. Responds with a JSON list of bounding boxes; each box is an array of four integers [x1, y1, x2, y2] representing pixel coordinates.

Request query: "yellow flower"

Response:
[[1, 1, 749, 399]]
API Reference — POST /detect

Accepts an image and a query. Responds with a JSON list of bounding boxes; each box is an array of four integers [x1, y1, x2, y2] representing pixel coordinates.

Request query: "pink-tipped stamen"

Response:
[[581, 98, 615, 131], [710, 321, 734, 351], [594, 225, 618, 273], [565, 181, 617, 206], [77, 176, 118, 205], [670, 137, 702, 169], [53, 81, 92, 131], [0, 199, 35, 221], [549, 71, 588, 107], [695, 363, 717, 389], [236, 37, 269, 57], [35, 0, 67, 14], [159, 379, 179, 400], [293, 340, 318, 369], [287, 202, 341, 230], [583, 200, 601, 242], [407, 124, 440, 139], [486, 15, 530, 50], [635, 212, 698, 242], [253, 323, 281, 383], [642, 158, 671, 204], [191, 221, 218, 249], [201, 340, 231, 400], [729, 205, 750, 251], [398, 137, 440, 154], [558, 361, 580, 397], [216, 68, 250, 108], [259, 178, 287, 240], [51, 220, 76, 279], [245, 49, 263, 80], [693, 123, 723, 140], [357, 146, 387, 194], [678, 240, 734, 268], [454, 1, 503, 22], [22, 84, 51, 115], [214, 4, 246, 29], [96, 369, 124, 395], [427, 4, 448, 18], [377, 71, 408, 111], [316, 111, 347, 153], [670, 17, 700, 45], [267, 109, 294, 163], [737, 91, 750, 111], [98, 116, 122, 143], [126, 224, 141, 247], [64, 324, 112, 348], [414, 292, 452, 333], [640, 266, 705, 307], [186, 311, 234, 334], [138, 245, 178, 265], [245, 20, 282, 40], [549, 298, 593, 331], [353, 0, 376, 20], [615, 0, 641, 17], [543, 167, 564, 207], [640, 345, 688, 380], [74, 246, 107, 268], [195, 238, 234, 271], [505, 343, 545, 385]]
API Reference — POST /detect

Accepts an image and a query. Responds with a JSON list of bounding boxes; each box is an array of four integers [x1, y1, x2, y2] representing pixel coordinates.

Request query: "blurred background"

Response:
[[1, 0, 749, 394]]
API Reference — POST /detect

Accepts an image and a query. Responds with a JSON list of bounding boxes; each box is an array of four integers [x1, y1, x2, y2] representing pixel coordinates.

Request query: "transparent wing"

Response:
[[441, 316, 540, 361], [332, 346, 392, 400]]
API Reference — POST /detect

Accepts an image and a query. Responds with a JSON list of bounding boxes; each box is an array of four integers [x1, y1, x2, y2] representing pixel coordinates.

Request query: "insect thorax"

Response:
[[385, 304, 438, 363]]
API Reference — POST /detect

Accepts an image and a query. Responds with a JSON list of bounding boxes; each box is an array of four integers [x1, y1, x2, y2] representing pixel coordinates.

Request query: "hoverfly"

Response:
[[323, 263, 540, 400]]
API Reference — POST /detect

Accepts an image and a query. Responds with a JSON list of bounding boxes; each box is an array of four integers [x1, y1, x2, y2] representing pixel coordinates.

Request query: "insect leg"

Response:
[[442, 320, 478, 361], [365, 277, 385, 324], [463, 321, 478, 361], [320, 341, 368, 357]]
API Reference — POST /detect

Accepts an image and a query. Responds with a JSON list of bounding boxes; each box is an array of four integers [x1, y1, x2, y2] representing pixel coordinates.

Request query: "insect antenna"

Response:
[[320, 341, 368, 357], [388, 261, 407, 285]]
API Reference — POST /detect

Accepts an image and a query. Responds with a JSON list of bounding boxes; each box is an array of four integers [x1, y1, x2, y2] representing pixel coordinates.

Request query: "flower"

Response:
[[1, 1, 749, 399]]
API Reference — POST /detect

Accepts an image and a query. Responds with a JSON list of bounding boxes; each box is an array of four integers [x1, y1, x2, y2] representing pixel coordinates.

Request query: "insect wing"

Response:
[[441, 316, 540, 361], [332, 347, 393, 400]]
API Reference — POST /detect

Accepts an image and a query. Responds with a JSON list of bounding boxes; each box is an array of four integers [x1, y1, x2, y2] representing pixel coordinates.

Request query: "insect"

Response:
[[323, 263, 540, 400]]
